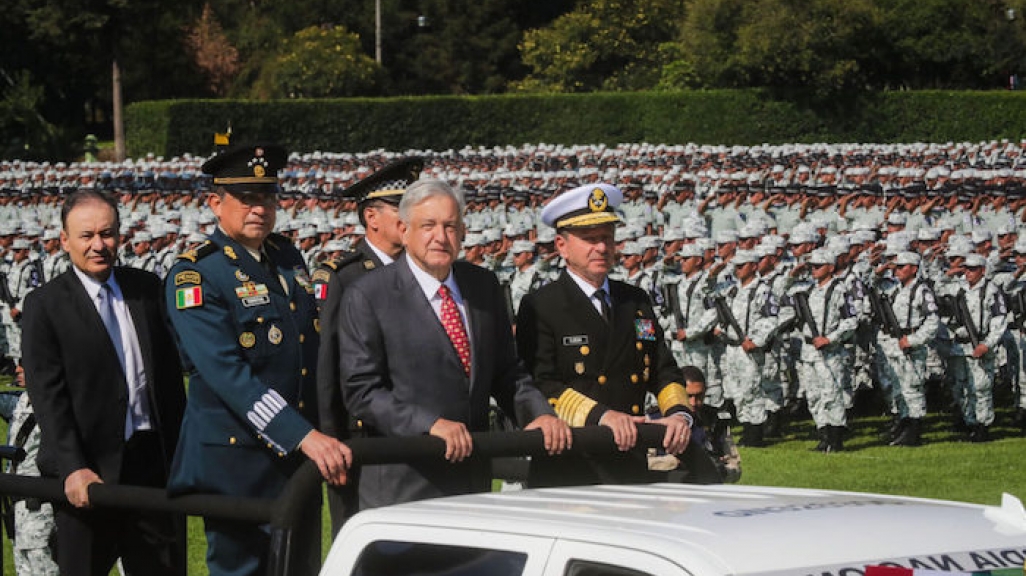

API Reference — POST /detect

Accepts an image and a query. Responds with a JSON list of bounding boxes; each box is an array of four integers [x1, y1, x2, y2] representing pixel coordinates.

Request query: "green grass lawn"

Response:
[[2, 403, 1023, 575]]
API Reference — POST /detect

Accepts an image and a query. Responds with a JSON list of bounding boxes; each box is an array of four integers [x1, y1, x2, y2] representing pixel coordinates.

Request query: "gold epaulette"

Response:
[[177, 240, 216, 263]]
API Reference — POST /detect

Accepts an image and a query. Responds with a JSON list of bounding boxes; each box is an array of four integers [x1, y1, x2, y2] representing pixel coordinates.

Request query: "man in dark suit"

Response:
[[21, 189, 186, 576], [165, 143, 351, 576], [314, 157, 421, 535], [516, 183, 720, 487], [338, 178, 571, 510]]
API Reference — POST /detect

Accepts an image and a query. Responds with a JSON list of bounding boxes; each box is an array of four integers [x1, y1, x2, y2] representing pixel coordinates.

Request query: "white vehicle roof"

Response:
[[330, 484, 1026, 576]]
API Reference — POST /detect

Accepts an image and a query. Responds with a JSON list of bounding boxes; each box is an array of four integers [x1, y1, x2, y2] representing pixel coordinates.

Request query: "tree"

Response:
[[511, 0, 687, 93], [184, 3, 241, 96], [255, 25, 382, 98]]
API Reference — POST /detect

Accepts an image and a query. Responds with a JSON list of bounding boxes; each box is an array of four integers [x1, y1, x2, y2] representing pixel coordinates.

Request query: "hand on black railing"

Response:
[[66, 467, 102, 508], [299, 430, 351, 486], [524, 414, 572, 455]]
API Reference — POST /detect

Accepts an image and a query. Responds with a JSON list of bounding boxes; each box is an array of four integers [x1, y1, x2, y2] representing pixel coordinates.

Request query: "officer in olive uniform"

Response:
[[313, 156, 422, 536], [517, 183, 720, 487], [165, 143, 351, 576]]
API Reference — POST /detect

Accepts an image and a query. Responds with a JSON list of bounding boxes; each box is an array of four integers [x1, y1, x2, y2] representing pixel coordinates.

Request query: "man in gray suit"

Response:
[[338, 179, 571, 510]]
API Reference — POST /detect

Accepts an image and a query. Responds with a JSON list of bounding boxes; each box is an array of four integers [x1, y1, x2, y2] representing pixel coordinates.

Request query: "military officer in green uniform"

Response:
[[313, 156, 422, 536], [517, 183, 720, 487], [165, 143, 351, 576]]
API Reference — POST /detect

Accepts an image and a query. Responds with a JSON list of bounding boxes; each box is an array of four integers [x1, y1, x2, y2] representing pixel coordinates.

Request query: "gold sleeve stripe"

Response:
[[657, 382, 689, 414], [554, 389, 598, 428]]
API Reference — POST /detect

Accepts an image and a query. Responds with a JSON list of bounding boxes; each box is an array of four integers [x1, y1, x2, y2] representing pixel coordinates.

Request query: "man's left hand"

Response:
[[525, 414, 572, 455], [650, 414, 691, 455]]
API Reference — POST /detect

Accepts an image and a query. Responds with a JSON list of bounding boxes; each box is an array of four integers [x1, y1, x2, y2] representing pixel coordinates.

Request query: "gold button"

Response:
[[298, 401, 305, 409], [644, 354, 650, 366], [290, 302, 296, 311], [630, 374, 639, 384], [636, 342, 643, 351], [267, 442, 274, 449], [580, 345, 590, 356], [598, 375, 607, 385], [299, 334, 305, 343], [357, 420, 364, 428], [301, 368, 308, 376], [229, 437, 237, 445], [278, 451, 285, 458], [257, 317, 264, 324], [632, 405, 640, 414]]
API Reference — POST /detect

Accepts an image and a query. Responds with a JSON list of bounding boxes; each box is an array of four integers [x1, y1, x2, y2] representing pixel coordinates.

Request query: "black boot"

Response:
[[885, 415, 903, 441], [810, 427, 829, 452], [765, 411, 781, 438], [969, 424, 990, 443], [740, 423, 765, 447], [890, 418, 922, 446], [827, 425, 845, 452]]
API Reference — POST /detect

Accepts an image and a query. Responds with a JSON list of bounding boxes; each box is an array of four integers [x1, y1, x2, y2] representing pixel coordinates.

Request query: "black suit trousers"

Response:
[[55, 432, 185, 576]]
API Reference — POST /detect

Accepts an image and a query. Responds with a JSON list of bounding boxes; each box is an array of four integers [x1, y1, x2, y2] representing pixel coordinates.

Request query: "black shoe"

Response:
[[810, 427, 829, 452], [827, 425, 845, 452], [882, 414, 906, 441], [969, 424, 990, 443], [739, 423, 766, 447], [950, 411, 969, 434], [890, 418, 922, 446]]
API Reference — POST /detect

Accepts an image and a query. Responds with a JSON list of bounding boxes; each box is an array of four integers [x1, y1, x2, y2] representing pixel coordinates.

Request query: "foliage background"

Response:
[[6, 0, 1026, 159]]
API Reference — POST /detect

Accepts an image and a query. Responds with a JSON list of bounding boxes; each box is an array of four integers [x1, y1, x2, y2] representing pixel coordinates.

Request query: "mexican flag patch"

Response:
[[176, 286, 203, 309]]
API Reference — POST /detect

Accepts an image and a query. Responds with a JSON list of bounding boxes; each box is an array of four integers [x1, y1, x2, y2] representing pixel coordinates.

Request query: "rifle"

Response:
[[663, 283, 685, 333], [868, 287, 903, 339], [793, 291, 820, 338], [954, 290, 982, 348], [0, 272, 14, 309], [713, 295, 746, 346]]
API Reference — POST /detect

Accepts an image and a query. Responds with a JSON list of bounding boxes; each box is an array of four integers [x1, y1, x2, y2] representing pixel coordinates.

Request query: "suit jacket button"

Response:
[[298, 401, 305, 409], [636, 342, 643, 351], [299, 334, 305, 343], [301, 368, 308, 376], [631, 405, 641, 414], [290, 302, 296, 311], [597, 375, 607, 385], [229, 437, 237, 445], [630, 374, 639, 384]]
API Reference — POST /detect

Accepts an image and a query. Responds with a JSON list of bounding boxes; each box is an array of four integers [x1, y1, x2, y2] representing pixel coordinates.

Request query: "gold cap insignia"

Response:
[[588, 188, 608, 212]]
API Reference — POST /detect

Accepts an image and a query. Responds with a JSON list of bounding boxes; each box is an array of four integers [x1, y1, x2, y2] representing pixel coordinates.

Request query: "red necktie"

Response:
[[438, 285, 471, 377]]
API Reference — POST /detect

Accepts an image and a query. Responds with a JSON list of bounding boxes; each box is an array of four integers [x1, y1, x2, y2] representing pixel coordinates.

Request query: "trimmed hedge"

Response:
[[125, 90, 1026, 158]]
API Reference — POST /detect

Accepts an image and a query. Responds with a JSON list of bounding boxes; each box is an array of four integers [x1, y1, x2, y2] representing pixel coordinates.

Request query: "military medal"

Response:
[[268, 324, 283, 345], [575, 362, 585, 375], [239, 332, 256, 349], [235, 270, 250, 282]]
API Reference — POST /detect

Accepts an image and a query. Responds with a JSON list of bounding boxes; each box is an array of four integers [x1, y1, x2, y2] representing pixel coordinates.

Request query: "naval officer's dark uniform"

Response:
[[166, 227, 321, 576]]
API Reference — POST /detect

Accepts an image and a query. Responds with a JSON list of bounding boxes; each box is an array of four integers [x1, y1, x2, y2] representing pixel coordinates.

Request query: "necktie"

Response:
[[99, 283, 125, 369], [595, 288, 611, 323], [438, 285, 471, 377]]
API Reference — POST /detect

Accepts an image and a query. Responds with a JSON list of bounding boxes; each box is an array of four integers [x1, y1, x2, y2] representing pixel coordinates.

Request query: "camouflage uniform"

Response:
[[9, 393, 59, 576]]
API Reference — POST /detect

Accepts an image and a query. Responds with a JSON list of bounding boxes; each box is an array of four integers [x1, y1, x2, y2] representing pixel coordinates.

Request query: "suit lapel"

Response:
[[396, 259, 468, 383]]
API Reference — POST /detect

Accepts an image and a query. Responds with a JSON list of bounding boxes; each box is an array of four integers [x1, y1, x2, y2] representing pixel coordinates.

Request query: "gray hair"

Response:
[[398, 179, 465, 223]]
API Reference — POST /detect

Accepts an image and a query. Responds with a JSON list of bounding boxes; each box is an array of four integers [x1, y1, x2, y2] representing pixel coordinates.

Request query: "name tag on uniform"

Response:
[[242, 295, 271, 307], [562, 335, 589, 346], [635, 319, 656, 341]]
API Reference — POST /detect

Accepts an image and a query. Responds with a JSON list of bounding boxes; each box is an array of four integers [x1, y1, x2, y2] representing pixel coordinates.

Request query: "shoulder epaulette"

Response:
[[177, 240, 217, 263], [321, 260, 339, 271], [336, 250, 363, 268]]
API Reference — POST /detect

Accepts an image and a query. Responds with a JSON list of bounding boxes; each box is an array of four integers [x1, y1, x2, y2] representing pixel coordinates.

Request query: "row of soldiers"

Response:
[[450, 209, 1026, 452]]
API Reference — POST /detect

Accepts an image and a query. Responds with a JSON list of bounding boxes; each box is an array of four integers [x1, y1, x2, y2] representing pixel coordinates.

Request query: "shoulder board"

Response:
[[336, 250, 364, 268], [265, 233, 290, 250], [321, 260, 339, 271], [177, 241, 216, 263]]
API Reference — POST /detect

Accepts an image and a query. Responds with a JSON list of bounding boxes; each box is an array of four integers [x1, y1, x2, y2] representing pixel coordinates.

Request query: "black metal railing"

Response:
[[0, 424, 669, 576]]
